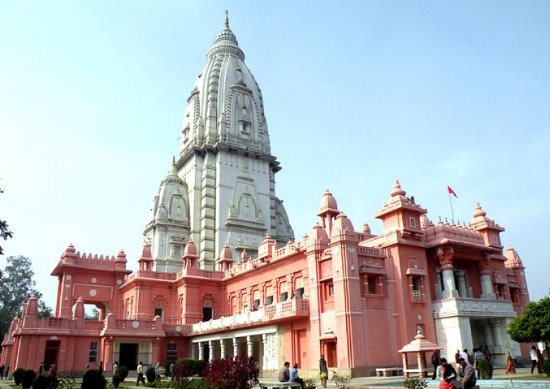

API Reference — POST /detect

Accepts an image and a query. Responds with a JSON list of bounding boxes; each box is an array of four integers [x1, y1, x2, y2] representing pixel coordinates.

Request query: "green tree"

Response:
[[0, 255, 44, 335], [508, 297, 550, 343], [0, 183, 13, 256]]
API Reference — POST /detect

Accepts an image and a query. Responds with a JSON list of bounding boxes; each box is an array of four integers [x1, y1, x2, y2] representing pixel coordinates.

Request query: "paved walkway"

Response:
[[0, 368, 548, 388]]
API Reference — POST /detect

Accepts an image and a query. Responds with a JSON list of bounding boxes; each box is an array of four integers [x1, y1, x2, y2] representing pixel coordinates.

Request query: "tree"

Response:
[[0, 183, 13, 256], [508, 297, 550, 343], [0, 255, 43, 335]]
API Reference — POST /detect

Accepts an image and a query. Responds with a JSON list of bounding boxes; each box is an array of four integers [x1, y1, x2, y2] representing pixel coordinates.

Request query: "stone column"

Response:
[[479, 255, 496, 299], [152, 338, 162, 366], [492, 323, 502, 354], [233, 337, 239, 359], [437, 247, 457, 298], [220, 339, 226, 359], [191, 343, 197, 359], [208, 340, 214, 362], [198, 342, 204, 361], [103, 337, 114, 372], [246, 335, 253, 358], [261, 334, 267, 371], [457, 272, 467, 297], [483, 325, 494, 348]]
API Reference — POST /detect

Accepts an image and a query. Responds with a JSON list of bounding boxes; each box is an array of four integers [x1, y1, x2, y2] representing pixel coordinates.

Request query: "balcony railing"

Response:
[[188, 297, 310, 335], [432, 297, 517, 319]]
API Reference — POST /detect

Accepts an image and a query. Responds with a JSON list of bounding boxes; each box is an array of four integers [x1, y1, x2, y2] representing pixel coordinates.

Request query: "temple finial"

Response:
[[224, 10, 229, 28]]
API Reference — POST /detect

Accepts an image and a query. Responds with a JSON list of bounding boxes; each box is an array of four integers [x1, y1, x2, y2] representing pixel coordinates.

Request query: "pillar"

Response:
[[480, 273, 495, 299], [457, 272, 467, 297], [191, 343, 197, 359], [261, 334, 267, 371], [246, 335, 253, 358], [442, 269, 457, 298], [208, 340, 214, 362], [220, 339, 226, 359], [103, 337, 114, 372], [198, 342, 204, 361], [233, 337, 239, 359], [152, 338, 162, 366]]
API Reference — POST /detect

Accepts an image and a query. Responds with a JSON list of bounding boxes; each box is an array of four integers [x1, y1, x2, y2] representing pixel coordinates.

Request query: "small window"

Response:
[[166, 342, 177, 361], [89, 342, 98, 363], [154, 308, 163, 318], [409, 217, 417, 228]]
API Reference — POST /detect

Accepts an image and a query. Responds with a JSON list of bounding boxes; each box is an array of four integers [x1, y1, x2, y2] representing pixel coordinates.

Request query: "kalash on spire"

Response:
[[144, 13, 294, 272]]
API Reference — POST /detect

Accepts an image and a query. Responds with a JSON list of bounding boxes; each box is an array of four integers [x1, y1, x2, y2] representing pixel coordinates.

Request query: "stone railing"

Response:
[[188, 297, 310, 335], [124, 270, 177, 283], [432, 297, 517, 319]]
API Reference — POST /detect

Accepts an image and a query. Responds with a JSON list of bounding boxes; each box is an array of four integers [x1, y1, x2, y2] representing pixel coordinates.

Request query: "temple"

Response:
[[0, 15, 531, 377]]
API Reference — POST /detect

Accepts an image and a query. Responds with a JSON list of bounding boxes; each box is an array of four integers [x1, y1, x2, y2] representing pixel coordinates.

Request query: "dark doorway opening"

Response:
[[44, 340, 60, 370], [203, 343, 210, 361], [119, 343, 138, 370], [202, 307, 212, 322]]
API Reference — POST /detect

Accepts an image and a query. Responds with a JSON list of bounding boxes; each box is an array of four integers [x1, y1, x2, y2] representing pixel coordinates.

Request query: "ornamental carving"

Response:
[[436, 247, 454, 268]]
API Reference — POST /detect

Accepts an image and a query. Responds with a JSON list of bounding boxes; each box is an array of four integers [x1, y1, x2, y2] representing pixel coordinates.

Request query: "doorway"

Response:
[[44, 340, 60, 370], [119, 343, 138, 370]]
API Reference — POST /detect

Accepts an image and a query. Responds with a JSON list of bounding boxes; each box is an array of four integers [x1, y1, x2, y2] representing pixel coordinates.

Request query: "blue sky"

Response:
[[1, 1, 549, 308]]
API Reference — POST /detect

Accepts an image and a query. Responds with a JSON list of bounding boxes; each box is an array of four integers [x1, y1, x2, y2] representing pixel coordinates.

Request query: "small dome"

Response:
[[218, 243, 234, 262], [362, 223, 372, 235], [309, 223, 329, 244], [331, 213, 355, 238], [504, 246, 523, 267], [473, 203, 487, 218], [139, 244, 153, 261], [318, 190, 339, 215], [391, 179, 406, 197], [420, 215, 433, 228], [240, 249, 250, 262], [183, 240, 197, 258], [115, 249, 127, 263]]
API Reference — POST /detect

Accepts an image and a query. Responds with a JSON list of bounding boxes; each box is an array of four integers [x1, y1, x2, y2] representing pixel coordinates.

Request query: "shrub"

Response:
[[13, 367, 26, 385], [146, 366, 157, 383], [193, 360, 207, 376], [82, 369, 106, 389], [204, 355, 259, 389], [117, 366, 129, 381], [477, 359, 493, 379], [32, 375, 53, 389], [542, 360, 550, 377], [403, 376, 427, 389], [331, 372, 351, 389], [21, 369, 36, 389], [112, 374, 122, 388]]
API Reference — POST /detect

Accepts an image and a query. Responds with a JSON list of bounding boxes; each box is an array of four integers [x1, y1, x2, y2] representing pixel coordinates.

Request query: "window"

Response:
[[89, 342, 98, 363], [409, 216, 417, 228], [242, 293, 249, 312], [167, 342, 177, 361], [366, 275, 377, 294], [279, 282, 288, 302], [203, 299, 213, 321], [154, 308, 163, 318]]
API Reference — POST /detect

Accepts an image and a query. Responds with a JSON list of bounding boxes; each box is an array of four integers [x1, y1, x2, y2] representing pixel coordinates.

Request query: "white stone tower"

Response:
[[145, 14, 293, 271]]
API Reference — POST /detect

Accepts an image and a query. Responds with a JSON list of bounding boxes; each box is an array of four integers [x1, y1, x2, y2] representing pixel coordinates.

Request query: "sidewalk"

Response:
[[0, 368, 549, 388]]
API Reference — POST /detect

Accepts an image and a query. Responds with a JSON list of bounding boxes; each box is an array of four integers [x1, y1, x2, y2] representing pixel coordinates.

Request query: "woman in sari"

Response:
[[439, 358, 459, 389], [505, 351, 516, 374]]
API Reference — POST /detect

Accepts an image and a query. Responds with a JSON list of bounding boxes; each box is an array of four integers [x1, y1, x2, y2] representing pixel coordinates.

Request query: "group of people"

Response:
[[530, 344, 550, 374], [277, 355, 329, 389], [431, 347, 493, 389]]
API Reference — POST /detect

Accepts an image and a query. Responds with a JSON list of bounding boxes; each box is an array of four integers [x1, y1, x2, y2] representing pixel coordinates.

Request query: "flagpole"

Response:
[[448, 193, 455, 221]]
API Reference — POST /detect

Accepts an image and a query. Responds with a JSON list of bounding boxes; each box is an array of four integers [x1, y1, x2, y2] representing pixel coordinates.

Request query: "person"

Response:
[[278, 361, 290, 382], [170, 362, 175, 380], [458, 357, 476, 389], [112, 361, 119, 377], [289, 363, 304, 389], [542, 344, 550, 362], [482, 345, 492, 361], [98, 361, 103, 375], [431, 348, 441, 380], [38, 362, 44, 376], [155, 361, 161, 381], [530, 345, 539, 374], [49, 363, 57, 379], [319, 355, 328, 388], [439, 358, 458, 389], [473, 348, 484, 379], [136, 361, 145, 385], [0, 364, 4, 380], [505, 351, 516, 374]]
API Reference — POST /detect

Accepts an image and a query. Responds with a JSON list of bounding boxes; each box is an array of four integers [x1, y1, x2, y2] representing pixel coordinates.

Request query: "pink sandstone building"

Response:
[[1, 16, 531, 377]]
